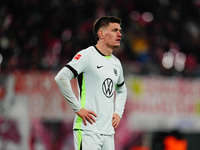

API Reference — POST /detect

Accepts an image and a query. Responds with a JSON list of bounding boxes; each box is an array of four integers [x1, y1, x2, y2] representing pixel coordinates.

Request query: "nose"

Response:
[[118, 31, 122, 37]]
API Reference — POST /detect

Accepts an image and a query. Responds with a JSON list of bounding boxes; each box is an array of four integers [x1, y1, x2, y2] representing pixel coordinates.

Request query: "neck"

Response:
[[95, 42, 113, 56]]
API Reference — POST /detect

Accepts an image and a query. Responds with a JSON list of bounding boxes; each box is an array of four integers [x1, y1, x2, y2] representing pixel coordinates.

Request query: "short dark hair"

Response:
[[93, 16, 121, 41]]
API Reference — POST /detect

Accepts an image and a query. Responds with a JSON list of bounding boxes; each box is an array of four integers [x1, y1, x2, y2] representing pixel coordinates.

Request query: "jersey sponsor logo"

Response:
[[97, 65, 103, 69], [102, 78, 114, 98], [74, 54, 82, 60]]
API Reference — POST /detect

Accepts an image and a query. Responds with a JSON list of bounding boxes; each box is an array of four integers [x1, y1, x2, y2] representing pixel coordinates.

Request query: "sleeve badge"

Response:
[[73, 54, 82, 60]]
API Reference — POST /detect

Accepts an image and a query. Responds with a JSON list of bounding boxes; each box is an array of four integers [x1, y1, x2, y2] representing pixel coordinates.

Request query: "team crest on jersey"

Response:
[[114, 68, 118, 76], [73, 54, 82, 60]]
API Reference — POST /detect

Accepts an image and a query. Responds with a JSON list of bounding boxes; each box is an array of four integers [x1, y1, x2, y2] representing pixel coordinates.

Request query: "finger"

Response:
[[83, 118, 87, 126], [113, 115, 120, 122], [85, 116, 93, 125], [112, 119, 116, 126], [115, 122, 119, 128], [112, 116, 118, 122], [112, 121, 115, 127], [112, 118, 120, 128], [89, 111, 97, 117], [113, 121, 119, 128], [112, 121, 117, 128], [88, 115, 96, 123]]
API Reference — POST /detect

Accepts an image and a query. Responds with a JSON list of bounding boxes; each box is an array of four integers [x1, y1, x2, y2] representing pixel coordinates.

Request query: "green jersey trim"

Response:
[[104, 55, 112, 59], [75, 73, 86, 129], [77, 130, 82, 150]]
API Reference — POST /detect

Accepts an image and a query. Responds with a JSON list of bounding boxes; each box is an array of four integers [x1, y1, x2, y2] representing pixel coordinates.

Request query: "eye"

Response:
[[113, 28, 122, 33]]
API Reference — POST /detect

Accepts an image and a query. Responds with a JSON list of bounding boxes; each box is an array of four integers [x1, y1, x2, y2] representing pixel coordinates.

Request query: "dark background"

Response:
[[1, 0, 200, 77]]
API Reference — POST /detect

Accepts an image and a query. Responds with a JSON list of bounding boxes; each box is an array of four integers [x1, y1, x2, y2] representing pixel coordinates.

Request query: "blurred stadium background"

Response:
[[0, 0, 200, 150]]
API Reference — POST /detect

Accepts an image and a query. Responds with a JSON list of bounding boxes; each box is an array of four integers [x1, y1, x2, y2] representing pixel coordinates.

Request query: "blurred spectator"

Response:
[[0, 0, 200, 76]]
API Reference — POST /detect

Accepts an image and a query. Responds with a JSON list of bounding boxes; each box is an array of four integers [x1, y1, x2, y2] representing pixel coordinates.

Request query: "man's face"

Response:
[[102, 23, 122, 48]]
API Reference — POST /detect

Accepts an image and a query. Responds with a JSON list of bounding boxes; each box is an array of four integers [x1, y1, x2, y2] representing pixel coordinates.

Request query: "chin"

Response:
[[114, 44, 120, 48]]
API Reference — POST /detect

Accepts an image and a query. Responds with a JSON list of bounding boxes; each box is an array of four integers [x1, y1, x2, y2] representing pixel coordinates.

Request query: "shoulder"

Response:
[[75, 46, 95, 57], [72, 46, 94, 60], [111, 54, 121, 65], [79, 46, 94, 54]]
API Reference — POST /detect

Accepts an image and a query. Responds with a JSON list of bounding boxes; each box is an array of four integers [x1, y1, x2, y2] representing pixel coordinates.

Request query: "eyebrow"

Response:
[[113, 28, 122, 32]]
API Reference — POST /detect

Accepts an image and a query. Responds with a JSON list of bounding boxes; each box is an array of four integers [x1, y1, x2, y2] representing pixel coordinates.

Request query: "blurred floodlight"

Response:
[[129, 11, 141, 21], [0, 53, 3, 64], [174, 52, 186, 72], [142, 12, 154, 22], [162, 52, 174, 69], [0, 37, 9, 49]]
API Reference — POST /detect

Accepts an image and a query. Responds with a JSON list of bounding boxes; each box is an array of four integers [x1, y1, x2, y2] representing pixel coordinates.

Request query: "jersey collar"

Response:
[[93, 46, 112, 59], [94, 45, 105, 56]]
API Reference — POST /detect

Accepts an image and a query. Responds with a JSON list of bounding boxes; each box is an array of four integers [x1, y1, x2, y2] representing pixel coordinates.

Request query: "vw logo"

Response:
[[102, 78, 114, 98]]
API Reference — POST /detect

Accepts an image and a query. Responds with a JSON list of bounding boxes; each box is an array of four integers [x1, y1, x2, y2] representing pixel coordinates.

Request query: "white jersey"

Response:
[[56, 46, 127, 135]]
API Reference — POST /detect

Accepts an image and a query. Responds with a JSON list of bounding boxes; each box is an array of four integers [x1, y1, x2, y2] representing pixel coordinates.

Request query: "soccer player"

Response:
[[55, 16, 127, 150]]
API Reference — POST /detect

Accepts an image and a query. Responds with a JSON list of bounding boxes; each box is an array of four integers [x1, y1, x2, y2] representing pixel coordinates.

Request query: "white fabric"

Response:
[[55, 46, 127, 135], [55, 67, 81, 112]]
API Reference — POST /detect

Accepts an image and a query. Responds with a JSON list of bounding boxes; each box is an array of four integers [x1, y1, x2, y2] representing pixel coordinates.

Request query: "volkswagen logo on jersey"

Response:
[[102, 78, 114, 98]]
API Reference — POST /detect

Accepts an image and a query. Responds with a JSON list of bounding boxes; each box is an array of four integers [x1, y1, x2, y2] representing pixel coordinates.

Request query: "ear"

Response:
[[98, 29, 104, 39]]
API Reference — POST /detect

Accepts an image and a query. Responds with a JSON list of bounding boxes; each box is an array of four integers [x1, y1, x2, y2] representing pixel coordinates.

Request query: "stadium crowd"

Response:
[[0, 0, 200, 77]]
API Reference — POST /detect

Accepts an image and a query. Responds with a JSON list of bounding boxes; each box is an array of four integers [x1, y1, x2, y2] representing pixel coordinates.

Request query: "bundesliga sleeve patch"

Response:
[[74, 54, 82, 60]]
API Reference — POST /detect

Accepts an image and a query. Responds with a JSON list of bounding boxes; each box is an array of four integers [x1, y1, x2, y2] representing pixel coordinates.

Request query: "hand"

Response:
[[112, 113, 121, 129], [76, 108, 97, 126]]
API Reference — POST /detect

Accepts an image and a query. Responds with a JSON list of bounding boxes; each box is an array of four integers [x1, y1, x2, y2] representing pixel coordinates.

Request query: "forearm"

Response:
[[54, 67, 81, 112], [114, 84, 127, 118]]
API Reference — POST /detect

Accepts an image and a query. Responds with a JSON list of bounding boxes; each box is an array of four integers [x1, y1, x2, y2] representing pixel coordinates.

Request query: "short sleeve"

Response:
[[67, 50, 89, 77]]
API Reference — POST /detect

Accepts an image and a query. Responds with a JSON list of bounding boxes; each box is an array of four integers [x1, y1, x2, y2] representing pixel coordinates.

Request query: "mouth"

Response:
[[116, 39, 121, 42]]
